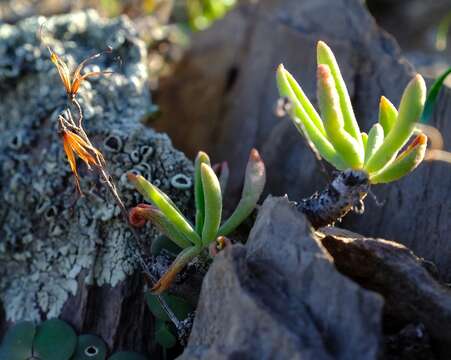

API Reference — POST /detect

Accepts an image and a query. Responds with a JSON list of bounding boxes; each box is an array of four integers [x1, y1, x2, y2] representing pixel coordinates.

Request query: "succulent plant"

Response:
[[128, 149, 266, 294], [276, 41, 428, 228], [0, 319, 146, 360]]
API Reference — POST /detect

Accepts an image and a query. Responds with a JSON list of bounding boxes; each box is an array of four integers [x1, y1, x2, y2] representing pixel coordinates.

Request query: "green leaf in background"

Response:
[[108, 352, 147, 360], [151, 235, 183, 257], [421, 67, 451, 124], [33, 318, 77, 360], [154, 320, 177, 349], [100, 0, 121, 17], [71, 334, 107, 360], [187, 0, 237, 31], [0, 321, 35, 360], [145, 293, 193, 322], [436, 12, 451, 51]]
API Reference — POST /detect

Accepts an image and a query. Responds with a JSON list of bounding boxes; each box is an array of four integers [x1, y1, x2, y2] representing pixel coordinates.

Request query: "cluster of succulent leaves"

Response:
[[277, 41, 428, 185], [128, 149, 265, 293], [0, 319, 146, 360]]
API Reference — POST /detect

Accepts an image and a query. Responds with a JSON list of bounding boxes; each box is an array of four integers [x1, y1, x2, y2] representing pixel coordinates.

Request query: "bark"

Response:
[[297, 169, 369, 229]]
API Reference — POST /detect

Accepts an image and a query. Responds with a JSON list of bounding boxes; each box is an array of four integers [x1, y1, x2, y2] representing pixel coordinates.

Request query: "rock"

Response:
[[154, 0, 451, 283], [318, 227, 451, 350], [0, 10, 193, 354], [180, 196, 383, 360]]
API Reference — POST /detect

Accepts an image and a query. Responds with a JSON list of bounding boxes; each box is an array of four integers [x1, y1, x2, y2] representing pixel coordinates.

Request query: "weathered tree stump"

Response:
[[0, 10, 194, 356]]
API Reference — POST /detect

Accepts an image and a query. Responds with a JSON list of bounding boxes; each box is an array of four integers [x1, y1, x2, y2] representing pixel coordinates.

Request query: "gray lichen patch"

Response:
[[0, 10, 194, 322]]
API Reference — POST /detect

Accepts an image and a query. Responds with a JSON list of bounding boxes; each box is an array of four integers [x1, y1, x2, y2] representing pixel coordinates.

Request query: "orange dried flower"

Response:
[[61, 128, 104, 193], [49, 47, 112, 100]]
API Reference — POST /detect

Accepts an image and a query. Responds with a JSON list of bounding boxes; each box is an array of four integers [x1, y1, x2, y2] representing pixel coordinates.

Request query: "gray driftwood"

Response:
[[0, 10, 194, 356]]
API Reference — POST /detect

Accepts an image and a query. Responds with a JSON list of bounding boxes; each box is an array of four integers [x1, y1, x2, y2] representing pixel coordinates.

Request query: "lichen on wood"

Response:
[[0, 10, 193, 322]]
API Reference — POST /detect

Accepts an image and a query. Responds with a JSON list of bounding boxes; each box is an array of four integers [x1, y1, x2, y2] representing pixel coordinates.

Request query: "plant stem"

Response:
[[297, 169, 369, 229]]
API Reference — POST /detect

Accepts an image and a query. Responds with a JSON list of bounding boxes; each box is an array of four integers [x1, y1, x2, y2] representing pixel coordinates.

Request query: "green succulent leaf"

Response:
[[152, 245, 203, 294], [317, 64, 364, 168], [361, 132, 368, 149], [219, 149, 266, 236], [145, 293, 193, 322], [277, 64, 348, 170], [421, 67, 451, 124], [131, 205, 192, 249], [154, 320, 177, 349], [317, 41, 363, 147], [108, 352, 147, 360], [370, 134, 427, 184], [365, 74, 426, 173], [378, 96, 398, 135], [282, 65, 326, 135], [194, 151, 211, 235], [128, 174, 201, 246], [0, 321, 35, 360], [71, 334, 107, 360], [33, 318, 77, 360], [364, 123, 384, 165], [200, 163, 222, 246]]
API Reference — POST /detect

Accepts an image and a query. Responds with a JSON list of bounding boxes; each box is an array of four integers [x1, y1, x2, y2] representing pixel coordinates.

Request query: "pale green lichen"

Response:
[[0, 10, 193, 322]]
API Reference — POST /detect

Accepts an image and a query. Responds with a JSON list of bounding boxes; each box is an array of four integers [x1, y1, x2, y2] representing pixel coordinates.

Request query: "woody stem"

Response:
[[297, 169, 370, 229], [72, 98, 84, 129]]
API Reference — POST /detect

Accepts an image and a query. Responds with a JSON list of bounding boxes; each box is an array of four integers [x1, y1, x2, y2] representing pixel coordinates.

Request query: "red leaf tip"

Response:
[[249, 148, 261, 162], [129, 207, 146, 227], [127, 172, 138, 182]]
